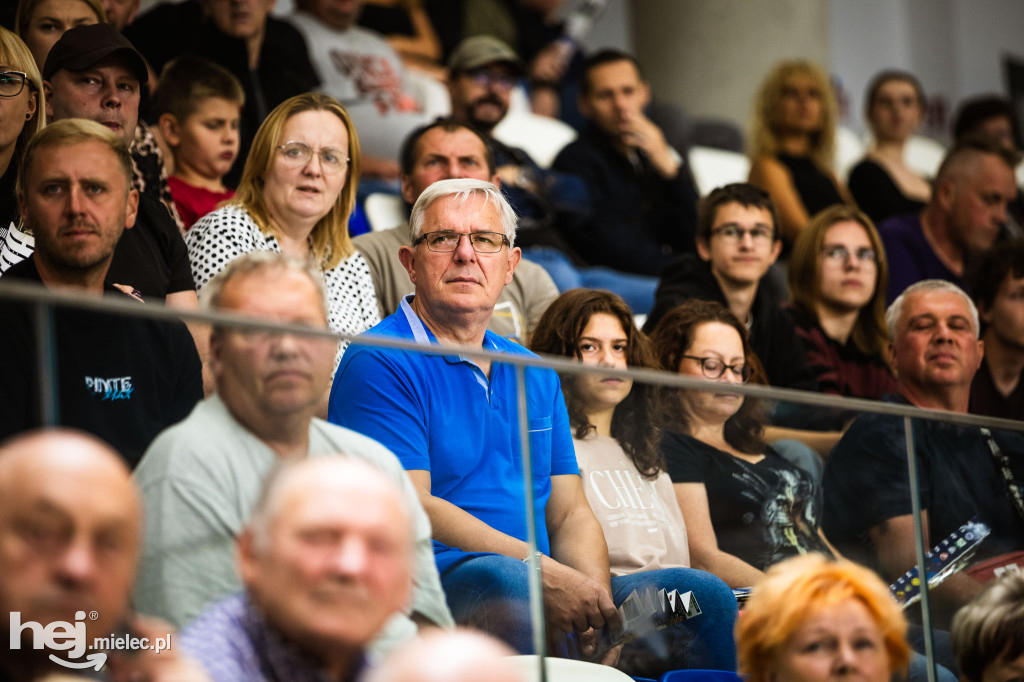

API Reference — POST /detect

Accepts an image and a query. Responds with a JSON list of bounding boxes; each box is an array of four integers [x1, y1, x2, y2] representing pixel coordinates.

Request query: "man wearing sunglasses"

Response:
[[330, 178, 624, 664]]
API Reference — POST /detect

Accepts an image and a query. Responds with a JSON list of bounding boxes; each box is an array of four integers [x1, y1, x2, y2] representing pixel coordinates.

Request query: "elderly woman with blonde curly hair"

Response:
[[748, 60, 854, 245]]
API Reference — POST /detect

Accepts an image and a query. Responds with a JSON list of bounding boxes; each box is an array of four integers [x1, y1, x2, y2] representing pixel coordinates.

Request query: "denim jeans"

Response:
[[441, 555, 738, 674], [522, 247, 660, 315]]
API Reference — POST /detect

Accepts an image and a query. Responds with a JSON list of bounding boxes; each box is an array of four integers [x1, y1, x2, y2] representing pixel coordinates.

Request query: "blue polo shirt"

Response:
[[328, 297, 579, 574]]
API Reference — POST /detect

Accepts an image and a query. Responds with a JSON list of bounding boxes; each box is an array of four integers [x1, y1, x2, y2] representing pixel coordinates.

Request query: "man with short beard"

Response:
[[446, 36, 589, 271], [0, 119, 202, 467]]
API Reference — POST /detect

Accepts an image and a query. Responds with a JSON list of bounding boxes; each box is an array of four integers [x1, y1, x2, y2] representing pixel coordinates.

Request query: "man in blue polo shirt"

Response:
[[329, 178, 618, 658], [329, 179, 738, 674]]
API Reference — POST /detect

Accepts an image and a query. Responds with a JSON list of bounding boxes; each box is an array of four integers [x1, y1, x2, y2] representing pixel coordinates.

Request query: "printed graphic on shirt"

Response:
[[734, 466, 820, 567], [588, 468, 674, 528], [327, 50, 418, 114], [85, 376, 134, 401]]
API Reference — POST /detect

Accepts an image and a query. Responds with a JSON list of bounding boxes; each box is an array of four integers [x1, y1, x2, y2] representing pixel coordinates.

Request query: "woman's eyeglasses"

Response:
[[276, 141, 349, 174], [0, 71, 28, 99], [682, 355, 752, 383]]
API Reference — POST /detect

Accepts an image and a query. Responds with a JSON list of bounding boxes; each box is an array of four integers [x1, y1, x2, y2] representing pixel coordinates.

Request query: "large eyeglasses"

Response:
[[821, 245, 878, 266], [276, 141, 349, 174], [710, 223, 775, 244], [0, 71, 28, 98], [414, 231, 510, 253], [682, 355, 753, 383]]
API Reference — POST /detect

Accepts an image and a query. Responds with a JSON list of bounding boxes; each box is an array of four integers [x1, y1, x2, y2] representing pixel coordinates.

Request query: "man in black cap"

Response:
[[24, 23, 206, 370]]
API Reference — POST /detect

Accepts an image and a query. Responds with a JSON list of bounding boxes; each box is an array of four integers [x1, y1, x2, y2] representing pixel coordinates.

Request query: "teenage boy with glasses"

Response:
[[645, 182, 818, 394]]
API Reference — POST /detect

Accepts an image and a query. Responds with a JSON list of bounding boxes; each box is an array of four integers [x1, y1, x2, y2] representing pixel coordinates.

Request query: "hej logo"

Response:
[[8, 610, 107, 671]]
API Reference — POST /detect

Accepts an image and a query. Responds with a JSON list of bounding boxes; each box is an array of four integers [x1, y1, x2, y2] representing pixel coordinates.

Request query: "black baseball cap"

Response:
[[43, 23, 148, 84]]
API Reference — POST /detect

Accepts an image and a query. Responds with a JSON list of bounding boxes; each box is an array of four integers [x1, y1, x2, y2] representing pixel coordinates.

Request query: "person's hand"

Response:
[[529, 41, 573, 84], [540, 556, 619, 643], [619, 111, 679, 179], [105, 615, 212, 682]]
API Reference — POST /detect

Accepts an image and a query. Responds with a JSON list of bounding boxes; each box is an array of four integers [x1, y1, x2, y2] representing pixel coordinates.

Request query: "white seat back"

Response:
[[501, 655, 635, 682], [835, 125, 867, 179], [905, 135, 946, 178], [363, 193, 406, 232], [687, 146, 751, 196], [492, 111, 578, 169]]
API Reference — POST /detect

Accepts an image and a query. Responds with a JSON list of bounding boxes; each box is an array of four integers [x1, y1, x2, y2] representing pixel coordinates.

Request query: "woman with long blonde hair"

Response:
[[748, 60, 853, 244], [187, 92, 379, 365]]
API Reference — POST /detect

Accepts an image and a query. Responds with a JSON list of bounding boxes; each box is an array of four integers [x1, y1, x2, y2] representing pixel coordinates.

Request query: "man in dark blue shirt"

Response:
[[823, 280, 1024, 627]]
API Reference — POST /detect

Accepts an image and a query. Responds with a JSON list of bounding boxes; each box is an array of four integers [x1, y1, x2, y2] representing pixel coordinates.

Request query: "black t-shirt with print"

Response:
[[0, 257, 202, 467], [664, 430, 832, 570]]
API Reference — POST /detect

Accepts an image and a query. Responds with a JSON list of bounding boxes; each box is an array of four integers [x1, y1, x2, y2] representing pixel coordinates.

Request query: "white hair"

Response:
[[886, 279, 980, 340], [247, 457, 413, 554], [408, 178, 518, 246]]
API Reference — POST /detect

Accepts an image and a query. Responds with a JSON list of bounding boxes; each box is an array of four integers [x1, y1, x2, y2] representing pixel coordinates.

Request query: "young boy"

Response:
[[153, 56, 245, 230]]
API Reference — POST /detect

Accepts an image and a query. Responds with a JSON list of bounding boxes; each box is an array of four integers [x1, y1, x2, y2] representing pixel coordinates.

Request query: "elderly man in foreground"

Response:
[[133, 251, 451, 646], [0, 430, 209, 682], [181, 457, 416, 682], [823, 279, 1024, 627]]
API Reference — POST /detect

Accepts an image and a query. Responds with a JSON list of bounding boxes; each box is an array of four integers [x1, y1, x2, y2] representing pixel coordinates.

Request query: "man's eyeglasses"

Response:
[[682, 355, 753, 383], [710, 224, 774, 244], [276, 141, 349, 174], [414, 231, 510, 253], [0, 71, 28, 98], [464, 68, 516, 91], [821, 245, 877, 265]]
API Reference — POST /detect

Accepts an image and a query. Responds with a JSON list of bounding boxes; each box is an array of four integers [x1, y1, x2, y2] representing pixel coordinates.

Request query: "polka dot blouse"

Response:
[[186, 204, 381, 366]]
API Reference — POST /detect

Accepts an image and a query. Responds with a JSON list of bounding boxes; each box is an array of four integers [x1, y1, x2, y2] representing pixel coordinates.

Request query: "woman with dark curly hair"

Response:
[[649, 299, 833, 589], [531, 289, 739, 675]]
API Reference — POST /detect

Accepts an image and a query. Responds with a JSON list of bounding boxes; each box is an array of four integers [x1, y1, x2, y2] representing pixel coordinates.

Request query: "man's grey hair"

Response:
[[246, 457, 413, 554], [408, 178, 518, 246], [886, 279, 980, 340], [200, 251, 329, 322]]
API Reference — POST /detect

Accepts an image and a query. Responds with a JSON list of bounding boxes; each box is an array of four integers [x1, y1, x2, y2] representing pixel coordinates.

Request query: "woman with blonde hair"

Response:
[[187, 92, 380, 364], [0, 26, 45, 232], [15, 0, 104, 70], [749, 60, 853, 244], [736, 553, 911, 682], [785, 204, 896, 399]]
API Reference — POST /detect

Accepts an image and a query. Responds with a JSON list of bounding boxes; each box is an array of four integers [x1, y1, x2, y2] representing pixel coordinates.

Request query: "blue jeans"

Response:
[[522, 247, 659, 315], [441, 555, 738, 674]]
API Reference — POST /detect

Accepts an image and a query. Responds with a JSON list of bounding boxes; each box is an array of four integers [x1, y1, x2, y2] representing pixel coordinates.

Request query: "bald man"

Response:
[[878, 138, 1019, 303], [365, 629, 523, 682], [181, 457, 417, 682], [0, 429, 208, 682]]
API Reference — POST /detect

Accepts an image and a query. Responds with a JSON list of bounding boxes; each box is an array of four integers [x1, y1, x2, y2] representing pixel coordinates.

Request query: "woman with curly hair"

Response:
[[530, 289, 738, 675], [748, 60, 853, 244], [649, 299, 833, 589]]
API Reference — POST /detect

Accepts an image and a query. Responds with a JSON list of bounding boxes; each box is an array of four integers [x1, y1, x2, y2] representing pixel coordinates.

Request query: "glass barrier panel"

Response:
[[3, 282, 1023, 681]]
